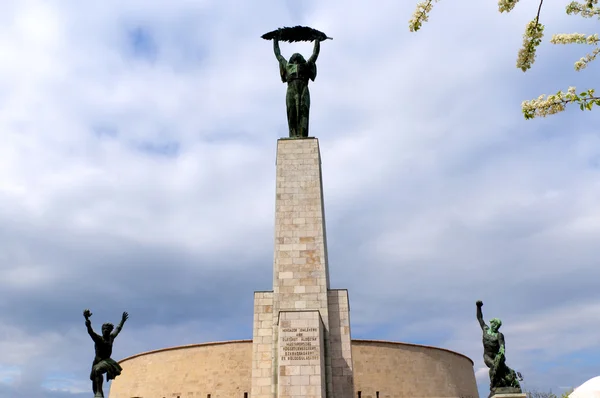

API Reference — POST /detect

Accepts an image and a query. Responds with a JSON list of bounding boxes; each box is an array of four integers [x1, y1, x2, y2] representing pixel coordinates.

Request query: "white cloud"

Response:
[[475, 367, 489, 382]]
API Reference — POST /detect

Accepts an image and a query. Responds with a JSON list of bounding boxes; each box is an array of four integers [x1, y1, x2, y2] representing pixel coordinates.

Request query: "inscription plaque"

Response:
[[280, 327, 319, 361], [277, 311, 326, 397]]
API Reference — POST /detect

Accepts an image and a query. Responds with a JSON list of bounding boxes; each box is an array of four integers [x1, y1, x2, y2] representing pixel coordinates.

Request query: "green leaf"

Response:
[[523, 109, 535, 119]]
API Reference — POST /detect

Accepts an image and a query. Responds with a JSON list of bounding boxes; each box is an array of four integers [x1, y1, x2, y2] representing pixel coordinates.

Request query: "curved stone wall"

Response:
[[352, 340, 478, 398], [108, 339, 478, 398], [109, 340, 253, 398]]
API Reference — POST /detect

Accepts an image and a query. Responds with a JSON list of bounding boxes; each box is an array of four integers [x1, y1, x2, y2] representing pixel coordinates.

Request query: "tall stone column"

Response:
[[251, 138, 354, 398]]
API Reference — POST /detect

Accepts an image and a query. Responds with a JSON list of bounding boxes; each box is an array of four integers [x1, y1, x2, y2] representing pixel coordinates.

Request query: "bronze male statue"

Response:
[[476, 300, 523, 397], [262, 26, 331, 138], [84, 309, 128, 398]]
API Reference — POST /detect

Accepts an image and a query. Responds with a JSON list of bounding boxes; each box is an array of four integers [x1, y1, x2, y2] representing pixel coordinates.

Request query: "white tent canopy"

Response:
[[570, 376, 600, 398]]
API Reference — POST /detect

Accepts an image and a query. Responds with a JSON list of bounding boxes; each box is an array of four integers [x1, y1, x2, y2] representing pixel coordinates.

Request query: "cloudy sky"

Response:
[[1, 0, 599, 397]]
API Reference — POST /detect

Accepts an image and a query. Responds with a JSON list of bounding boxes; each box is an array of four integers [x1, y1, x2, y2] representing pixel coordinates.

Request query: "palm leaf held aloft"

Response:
[[261, 26, 332, 42]]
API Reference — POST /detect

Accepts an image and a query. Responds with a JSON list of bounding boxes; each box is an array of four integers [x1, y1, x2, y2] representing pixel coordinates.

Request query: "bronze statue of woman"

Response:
[[272, 38, 320, 138]]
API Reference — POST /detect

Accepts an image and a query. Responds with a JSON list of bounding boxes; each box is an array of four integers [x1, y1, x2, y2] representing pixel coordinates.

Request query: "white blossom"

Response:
[[522, 93, 568, 118], [409, 0, 441, 32], [566, 1, 600, 17], [517, 20, 545, 71], [574, 47, 600, 70], [498, 0, 520, 13], [550, 33, 599, 45], [522, 87, 600, 118]]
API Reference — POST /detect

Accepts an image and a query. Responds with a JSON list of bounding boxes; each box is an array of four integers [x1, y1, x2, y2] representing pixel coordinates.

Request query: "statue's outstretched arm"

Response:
[[85, 319, 100, 340], [83, 309, 100, 341], [273, 39, 286, 64], [476, 301, 487, 331], [111, 312, 129, 339], [308, 40, 320, 63]]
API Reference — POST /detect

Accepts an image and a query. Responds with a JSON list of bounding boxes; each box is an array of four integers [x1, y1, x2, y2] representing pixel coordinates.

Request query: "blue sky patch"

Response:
[[135, 140, 180, 157], [127, 26, 158, 62]]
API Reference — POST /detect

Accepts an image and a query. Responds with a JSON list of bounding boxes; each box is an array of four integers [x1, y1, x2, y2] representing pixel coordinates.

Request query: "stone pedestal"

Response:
[[250, 138, 354, 398], [272, 137, 330, 323], [491, 394, 527, 398], [277, 311, 326, 398]]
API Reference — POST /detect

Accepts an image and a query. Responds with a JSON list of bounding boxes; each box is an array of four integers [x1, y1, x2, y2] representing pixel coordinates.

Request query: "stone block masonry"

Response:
[[250, 138, 354, 398], [272, 138, 330, 323], [278, 311, 326, 398], [251, 291, 275, 398]]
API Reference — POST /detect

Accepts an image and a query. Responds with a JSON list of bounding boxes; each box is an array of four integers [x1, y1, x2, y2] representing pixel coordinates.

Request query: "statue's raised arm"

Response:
[[476, 300, 488, 331], [83, 309, 100, 342], [273, 38, 287, 65], [308, 40, 320, 64], [111, 311, 129, 339]]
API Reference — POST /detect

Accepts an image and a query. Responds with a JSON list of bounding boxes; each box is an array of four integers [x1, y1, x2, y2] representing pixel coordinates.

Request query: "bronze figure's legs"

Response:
[[299, 86, 310, 137], [483, 353, 494, 368], [286, 88, 298, 137], [295, 95, 301, 136], [483, 353, 496, 387], [95, 375, 104, 398], [286, 83, 311, 138], [92, 367, 105, 397]]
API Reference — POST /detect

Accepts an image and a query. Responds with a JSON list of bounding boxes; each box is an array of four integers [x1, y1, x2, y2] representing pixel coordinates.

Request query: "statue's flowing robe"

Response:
[[279, 59, 317, 137]]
